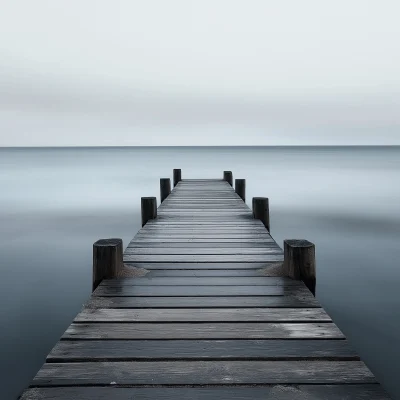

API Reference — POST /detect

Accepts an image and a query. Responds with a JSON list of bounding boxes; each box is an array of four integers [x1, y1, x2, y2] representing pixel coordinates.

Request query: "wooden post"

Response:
[[173, 169, 181, 187], [252, 197, 270, 231], [223, 171, 233, 186], [284, 239, 316, 296], [141, 197, 157, 227], [235, 179, 246, 202], [160, 178, 171, 203], [92, 238, 123, 292]]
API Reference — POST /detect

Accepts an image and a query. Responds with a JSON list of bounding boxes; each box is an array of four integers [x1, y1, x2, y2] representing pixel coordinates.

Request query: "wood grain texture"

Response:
[[123, 254, 284, 263], [32, 360, 374, 386], [122, 262, 283, 269], [86, 295, 320, 308], [63, 322, 344, 339], [74, 308, 330, 322], [100, 276, 301, 286], [125, 248, 282, 255], [20, 385, 392, 400], [93, 284, 304, 297], [47, 339, 358, 361]]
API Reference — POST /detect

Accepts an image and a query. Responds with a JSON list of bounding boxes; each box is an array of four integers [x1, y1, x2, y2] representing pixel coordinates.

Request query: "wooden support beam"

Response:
[[141, 197, 157, 227], [92, 239, 123, 292], [160, 178, 171, 203], [223, 171, 233, 186], [284, 239, 316, 296], [173, 169, 182, 187], [235, 179, 246, 202], [252, 197, 269, 232]]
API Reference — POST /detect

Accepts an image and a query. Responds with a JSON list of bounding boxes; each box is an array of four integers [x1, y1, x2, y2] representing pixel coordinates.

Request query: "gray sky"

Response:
[[1, 0, 399, 146]]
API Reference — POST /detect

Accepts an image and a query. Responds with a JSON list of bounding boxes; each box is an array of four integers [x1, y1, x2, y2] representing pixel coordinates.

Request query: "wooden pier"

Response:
[[20, 172, 391, 399]]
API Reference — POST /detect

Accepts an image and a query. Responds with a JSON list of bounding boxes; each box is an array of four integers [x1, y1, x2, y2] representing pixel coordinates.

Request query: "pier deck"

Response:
[[20, 178, 391, 399]]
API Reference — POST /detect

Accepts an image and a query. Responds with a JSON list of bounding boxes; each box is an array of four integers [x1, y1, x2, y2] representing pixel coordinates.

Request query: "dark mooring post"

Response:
[[173, 169, 181, 187], [235, 179, 246, 202], [284, 239, 316, 296], [223, 171, 233, 186], [252, 197, 270, 231], [160, 178, 171, 203], [92, 238, 123, 292], [141, 196, 157, 227]]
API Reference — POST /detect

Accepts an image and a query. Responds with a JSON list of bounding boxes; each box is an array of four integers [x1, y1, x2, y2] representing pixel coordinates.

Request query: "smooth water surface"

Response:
[[0, 146, 399, 399]]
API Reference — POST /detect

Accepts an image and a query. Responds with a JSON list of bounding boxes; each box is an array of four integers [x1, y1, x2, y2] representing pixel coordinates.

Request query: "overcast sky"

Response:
[[1, 0, 399, 146]]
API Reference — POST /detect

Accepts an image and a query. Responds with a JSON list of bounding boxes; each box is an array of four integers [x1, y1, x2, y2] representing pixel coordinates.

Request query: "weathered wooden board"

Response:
[[130, 238, 275, 243], [32, 360, 374, 386], [48, 339, 358, 361], [63, 322, 344, 339], [20, 385, 393, 400], [93, 284, 301, 297], [100, 276, 300, 286], [122, 262, 283, 269], [86, 295, 320, 308], [123, 254, 284, 263], [74, 308, 330, 323], [142, 269, 277, 277], [128, 242, 277, 248], [125, 248, 282, 255]]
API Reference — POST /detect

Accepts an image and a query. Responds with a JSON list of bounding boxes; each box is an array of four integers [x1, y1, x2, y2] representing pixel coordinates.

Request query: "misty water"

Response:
[[0, 146, 399, 399]]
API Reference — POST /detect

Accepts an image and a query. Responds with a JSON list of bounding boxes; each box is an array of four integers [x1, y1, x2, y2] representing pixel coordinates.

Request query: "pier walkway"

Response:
[[20, 175, 391, 399]]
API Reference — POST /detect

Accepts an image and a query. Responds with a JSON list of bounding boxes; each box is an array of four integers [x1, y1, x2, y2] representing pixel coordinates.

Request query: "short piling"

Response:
[[173, 169, 182, 187], [141, 197, 157, 227], [223, 171, 233, 186], [235, 179, 246, 202], [284, 239, 316, 296], [160, 178, 171, 203], [252, 197, 270, 231], [92, 238, 123, 292]]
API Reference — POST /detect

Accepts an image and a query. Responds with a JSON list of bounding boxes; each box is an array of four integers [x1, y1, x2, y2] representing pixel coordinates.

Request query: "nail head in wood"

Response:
[[223, 171, 233, 186], [284, 239, 316, 296], [235, 179, 246, 202], [160, 178, 171, 203], [252, 197, 270, 232], [173, 169, 182, 187], [92, 238, 123, 292], [141, 197, 157, 227]]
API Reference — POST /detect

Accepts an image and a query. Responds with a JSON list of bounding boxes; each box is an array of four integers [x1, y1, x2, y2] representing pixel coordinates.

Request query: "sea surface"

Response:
[[0, 146, 399, 399]]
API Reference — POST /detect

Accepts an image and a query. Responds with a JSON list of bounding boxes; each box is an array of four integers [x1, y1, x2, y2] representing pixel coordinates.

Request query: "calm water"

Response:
[[0, 146, 399, 399]]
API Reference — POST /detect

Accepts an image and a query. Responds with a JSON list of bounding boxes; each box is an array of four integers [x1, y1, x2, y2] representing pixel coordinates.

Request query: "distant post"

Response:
[[235, 179, 246, 202], [252, 197, 270, 231], [160, 178, 171, 203], [141, 197, 157, 227], [173, 169, 182, 187], [284, 239, 316, 296], [92, 238, 123, 292], [223, 171, 233, 186]]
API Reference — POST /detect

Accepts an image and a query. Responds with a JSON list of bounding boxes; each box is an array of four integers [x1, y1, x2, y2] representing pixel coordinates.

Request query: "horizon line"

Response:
[[1, 144, 400, 149]]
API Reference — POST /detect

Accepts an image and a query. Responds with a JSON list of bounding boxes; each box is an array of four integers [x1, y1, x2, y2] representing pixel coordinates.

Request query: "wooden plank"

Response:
[[86, 295, 320, 308], [122, 262, 283, 269], [75, 308, 330, 323], [63, 322, 343, 339], [124, 248, 282, 255], [130, 238, 275, 243], [140, 227, 268, 231], [143, 269, 275, 277], [123, 255, 284, 263], [32, 360, 374, 386], [20, 385, 393, 400], [93, 284, 301, 297], [100, 276, 300, 286], [128, 242, 276, 248], [48, 339, 358, 361], [134, 233, 273, 238]]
